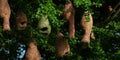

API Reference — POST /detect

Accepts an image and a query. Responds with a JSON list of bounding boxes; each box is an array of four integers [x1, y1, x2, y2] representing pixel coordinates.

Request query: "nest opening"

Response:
[[40, 27, 48, 31]]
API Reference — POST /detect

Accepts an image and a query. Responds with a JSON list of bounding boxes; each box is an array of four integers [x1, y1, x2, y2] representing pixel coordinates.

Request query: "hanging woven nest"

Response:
[[80, 11, 93, 48], [15, 9, 27, 30], [0, 0, 11, 31], [24, 38, 41, 60], [38, 14, 51, 35], [55, 32, 70, 57], [62, 1, 75, 39]]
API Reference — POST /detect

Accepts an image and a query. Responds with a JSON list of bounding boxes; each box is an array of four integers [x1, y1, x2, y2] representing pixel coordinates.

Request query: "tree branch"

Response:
[[96, 2, 120, 27]]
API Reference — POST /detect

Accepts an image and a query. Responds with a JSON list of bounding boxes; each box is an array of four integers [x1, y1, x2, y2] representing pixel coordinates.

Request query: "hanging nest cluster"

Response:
[[0, 0, 11, 31], [0, 0, 96, 59], [59, 1, 95, 54], [15, 10, 41, 60]]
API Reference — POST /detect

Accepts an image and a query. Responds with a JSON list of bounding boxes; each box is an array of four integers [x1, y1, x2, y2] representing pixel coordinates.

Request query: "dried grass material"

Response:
[[80, 11, 93, 47], [24, 38, 41, 60], [55, 32, 70, 57], [15, 10, 27, 30], [0, 0, 11, 31], [62, 1, 75, 39]]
